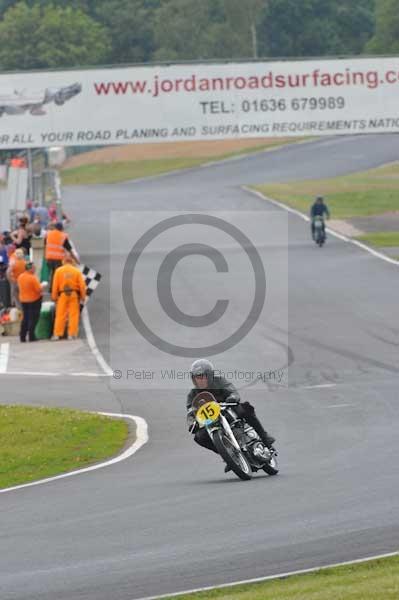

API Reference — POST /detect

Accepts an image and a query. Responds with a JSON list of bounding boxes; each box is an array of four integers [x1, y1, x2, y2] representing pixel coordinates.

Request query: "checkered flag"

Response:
[[78, 264, 102, 306]]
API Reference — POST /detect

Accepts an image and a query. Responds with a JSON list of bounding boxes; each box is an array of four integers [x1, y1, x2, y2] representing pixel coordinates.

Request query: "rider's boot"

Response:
[[247, 416, 275, 448], [262, 433, 276, 448]]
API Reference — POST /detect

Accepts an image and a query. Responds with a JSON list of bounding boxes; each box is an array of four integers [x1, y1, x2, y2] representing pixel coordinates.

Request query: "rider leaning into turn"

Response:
[[310, 196, 330, 240], [186, 359, 275, 455]]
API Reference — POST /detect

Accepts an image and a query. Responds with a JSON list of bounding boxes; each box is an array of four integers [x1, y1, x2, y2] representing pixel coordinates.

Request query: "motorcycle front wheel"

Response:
[[212, 429, 252, 481]]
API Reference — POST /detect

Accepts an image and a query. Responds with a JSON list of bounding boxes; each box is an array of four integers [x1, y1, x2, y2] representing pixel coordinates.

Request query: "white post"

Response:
[[27, 149, 34, 201], [0, 189, 11, 231]]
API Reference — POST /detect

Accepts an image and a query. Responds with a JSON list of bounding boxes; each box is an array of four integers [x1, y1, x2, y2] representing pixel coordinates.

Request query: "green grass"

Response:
[[0, 405, 129, 488], [160, 555, 399, 599], [61, 158, 205, 185], [356, 232, 399, 247], [218, 137, 313, 159], [61, 138, 307, 185], [255, 161, 399, 219]]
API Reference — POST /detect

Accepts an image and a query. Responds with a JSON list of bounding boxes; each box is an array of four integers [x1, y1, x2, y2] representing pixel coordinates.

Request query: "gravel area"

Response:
[[62, 138, 293, 169], [348, 213, 399, 233]]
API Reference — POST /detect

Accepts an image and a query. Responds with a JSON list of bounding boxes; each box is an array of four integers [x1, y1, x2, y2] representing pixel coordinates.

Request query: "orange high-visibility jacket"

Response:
[[51, 264, 86, 302], [8, 256, 26, 282], [18, 271, 42, 303], [45, 229, 67, 261]]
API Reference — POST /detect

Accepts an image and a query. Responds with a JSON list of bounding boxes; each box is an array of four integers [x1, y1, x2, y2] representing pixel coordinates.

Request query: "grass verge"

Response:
[[0, 405, 129, 488], [254, 161, 399, 219], [356, 232, 399, 247], [61, 139, 305, 185], [61, 158, 205, 185], [160, 555, 399, 599]]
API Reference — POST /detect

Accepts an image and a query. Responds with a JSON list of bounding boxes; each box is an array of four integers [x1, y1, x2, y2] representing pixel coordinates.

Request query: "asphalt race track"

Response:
[[1, 135, 399, 600]]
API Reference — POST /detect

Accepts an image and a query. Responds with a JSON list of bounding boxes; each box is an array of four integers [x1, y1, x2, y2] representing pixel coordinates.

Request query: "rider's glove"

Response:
[[187, 410, 198, 434], [188, 421, 198, 434], [225, 395, 238, 404]]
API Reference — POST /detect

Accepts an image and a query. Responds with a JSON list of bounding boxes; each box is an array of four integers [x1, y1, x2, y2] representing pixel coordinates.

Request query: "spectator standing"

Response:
[[26, 200, 34, 223], [31, 217, 43, 238], [48, 202, 57, 223], [11, 217, 32, 254], [0, 234, 9, 267], [61, 210, 71, 228], [0, 236, 8, 298], [7, 248, 26, 309], [52, 253, 86, 340], [18, 262, 43, 342], [32, 201, 49, 228], [2, 231, 14, 253]]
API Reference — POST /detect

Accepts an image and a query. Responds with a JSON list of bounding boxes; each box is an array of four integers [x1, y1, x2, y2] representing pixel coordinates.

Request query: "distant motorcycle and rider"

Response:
[[186, 359, 278, 480], [310, 196, 330, 246]]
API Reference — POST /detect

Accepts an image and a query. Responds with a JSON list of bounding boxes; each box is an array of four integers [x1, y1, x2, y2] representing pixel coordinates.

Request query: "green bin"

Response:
[[35, 301, 55, 340], [40, 258, 49, 283]]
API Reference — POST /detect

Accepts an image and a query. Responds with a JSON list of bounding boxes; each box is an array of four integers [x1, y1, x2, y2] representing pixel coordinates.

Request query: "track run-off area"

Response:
[[1, 134, 399, 600]]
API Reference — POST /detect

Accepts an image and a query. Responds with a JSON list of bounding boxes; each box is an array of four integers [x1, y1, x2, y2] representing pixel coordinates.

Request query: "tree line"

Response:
[[0, 0, 396, 72]]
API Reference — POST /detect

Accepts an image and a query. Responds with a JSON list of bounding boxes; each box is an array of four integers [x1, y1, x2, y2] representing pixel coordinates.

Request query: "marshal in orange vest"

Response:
[[45, 229, 67, 261]]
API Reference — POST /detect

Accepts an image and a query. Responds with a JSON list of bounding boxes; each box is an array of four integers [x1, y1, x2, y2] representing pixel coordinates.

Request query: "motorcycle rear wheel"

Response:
[[212, 429, 252, 480]]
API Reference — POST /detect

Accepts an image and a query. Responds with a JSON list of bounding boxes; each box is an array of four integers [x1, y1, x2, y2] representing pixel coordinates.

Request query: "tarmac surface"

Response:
[[0, 337, 102, 376], [1, 134, 399, 600]]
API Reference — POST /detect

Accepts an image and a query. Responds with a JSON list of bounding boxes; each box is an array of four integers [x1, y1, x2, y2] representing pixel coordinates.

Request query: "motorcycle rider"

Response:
[[187, 359, 276, 462], [310, 196, 330, 240]]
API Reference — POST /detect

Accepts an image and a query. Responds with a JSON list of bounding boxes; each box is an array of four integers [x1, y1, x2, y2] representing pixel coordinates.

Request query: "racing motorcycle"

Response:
[[313, 216, 326, 246], [192, 391, 278, 481]]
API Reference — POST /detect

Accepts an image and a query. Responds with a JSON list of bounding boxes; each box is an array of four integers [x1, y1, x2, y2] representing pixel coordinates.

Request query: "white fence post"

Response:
[[0, 188, 10, 231]]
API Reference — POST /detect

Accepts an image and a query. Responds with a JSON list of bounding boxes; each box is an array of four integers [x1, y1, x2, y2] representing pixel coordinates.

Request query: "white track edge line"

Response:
[[135, 551, 399, 600], [304, 383, 337, 389], [81, 305, 113, 376], [0, 342, 10, 373], [0, 413, 148, 495], [245, 186, 399, 264], [0, 371, 110, 377], [0, 371, 61, 377]]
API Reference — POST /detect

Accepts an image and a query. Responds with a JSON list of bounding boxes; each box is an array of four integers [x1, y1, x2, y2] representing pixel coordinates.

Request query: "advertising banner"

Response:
[[0, 56, 399, 148]]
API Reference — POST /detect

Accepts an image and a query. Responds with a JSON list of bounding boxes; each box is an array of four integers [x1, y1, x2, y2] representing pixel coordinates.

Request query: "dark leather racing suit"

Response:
[[186, 375, 274, 452]]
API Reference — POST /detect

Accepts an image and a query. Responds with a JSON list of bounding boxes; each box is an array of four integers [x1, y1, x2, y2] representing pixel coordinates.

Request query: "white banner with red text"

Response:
[[1, 56, 399, 148]]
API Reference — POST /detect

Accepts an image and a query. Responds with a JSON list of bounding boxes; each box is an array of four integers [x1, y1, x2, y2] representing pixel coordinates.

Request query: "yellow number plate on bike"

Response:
[[195, 401, 221, 426]]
